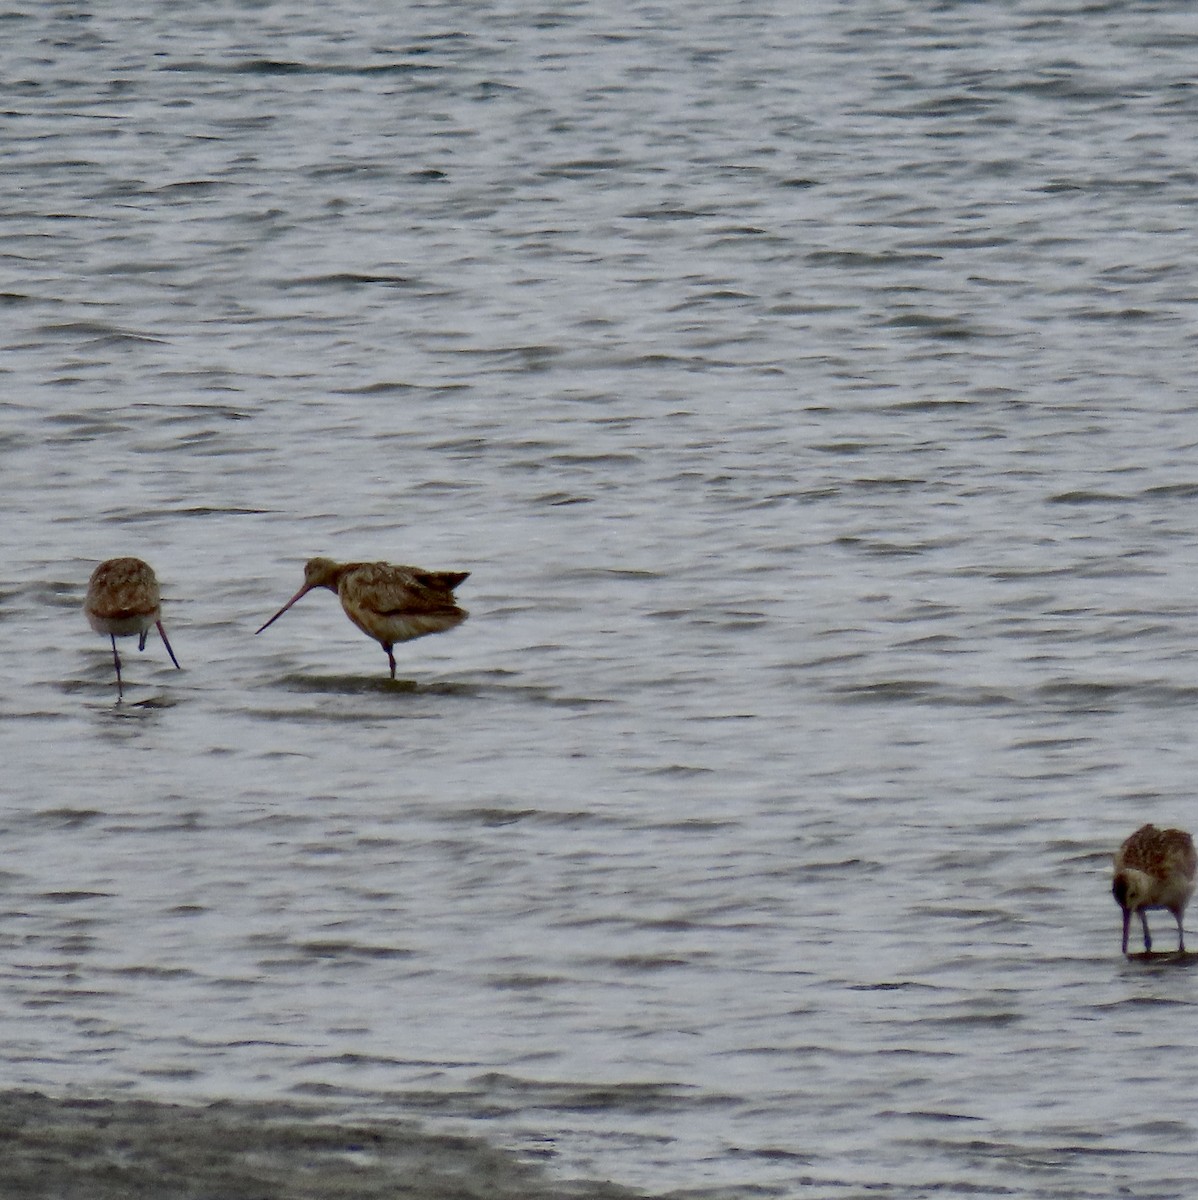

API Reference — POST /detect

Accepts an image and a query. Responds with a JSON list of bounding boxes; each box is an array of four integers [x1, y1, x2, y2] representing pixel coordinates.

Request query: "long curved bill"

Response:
[[255, 583, 314, 634]]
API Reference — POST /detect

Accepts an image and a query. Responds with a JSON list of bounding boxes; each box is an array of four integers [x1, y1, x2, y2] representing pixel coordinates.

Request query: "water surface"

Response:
[[3, 2, 1198, 1195]]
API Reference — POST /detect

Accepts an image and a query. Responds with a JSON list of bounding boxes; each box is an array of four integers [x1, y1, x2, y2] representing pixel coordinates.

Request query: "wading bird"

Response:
[[255, 557, 469, 678], [84, 557, 181, 700], [1112, 824, 1197, 955]]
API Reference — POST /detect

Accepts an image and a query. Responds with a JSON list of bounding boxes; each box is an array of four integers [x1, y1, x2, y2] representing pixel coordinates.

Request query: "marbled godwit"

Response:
[[84, 557, 181, 699], [1112, 824, 1197, 955], [255, 557, 469, 678]]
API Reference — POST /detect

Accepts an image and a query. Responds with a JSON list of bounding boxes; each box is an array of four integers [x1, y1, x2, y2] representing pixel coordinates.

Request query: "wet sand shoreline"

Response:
[[0, 1090, 649, 1200]]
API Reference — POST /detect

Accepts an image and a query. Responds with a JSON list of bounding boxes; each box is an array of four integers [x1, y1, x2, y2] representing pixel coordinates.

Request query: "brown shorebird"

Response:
[[1112, 824, 1197, 955], [84, 557, 181, 699], [255, 557, 468, 678]]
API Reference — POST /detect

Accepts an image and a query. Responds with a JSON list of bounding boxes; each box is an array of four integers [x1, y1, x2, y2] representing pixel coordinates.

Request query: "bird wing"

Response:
[[347, 564, 466, 616], [1120, 826, 1198, 881], [1167, 834, 1198, 881]]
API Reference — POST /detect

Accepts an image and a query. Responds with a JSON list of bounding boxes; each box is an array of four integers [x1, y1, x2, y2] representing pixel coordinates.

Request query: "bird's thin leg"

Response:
[[110, 635, 124, 701], [1122, 909, 1131, 955], [138, 629, 148, 651], [1174, 911, 1186, 953], [157, 621, 181, 670], [385, 643, 396, 680], [1140, 912, 1152, 952]]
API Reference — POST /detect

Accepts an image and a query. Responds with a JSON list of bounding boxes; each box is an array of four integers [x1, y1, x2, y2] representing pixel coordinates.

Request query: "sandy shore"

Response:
[[0, 1090, 649, 1200]]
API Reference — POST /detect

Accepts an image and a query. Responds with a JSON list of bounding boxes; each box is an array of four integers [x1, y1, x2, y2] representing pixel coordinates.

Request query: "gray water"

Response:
[[3, 1, 1198, 1195]]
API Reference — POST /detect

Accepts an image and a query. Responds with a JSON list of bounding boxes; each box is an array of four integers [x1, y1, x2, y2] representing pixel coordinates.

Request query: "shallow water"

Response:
[[0, 1090, 644, 1200], [4, 1, 1198, 1195]]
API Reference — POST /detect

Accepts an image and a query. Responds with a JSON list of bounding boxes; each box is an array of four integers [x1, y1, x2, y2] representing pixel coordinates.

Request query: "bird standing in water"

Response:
[[256, 557, 469, 678], [84, 557, 181, 700], [1112, 824, 1197, 955]]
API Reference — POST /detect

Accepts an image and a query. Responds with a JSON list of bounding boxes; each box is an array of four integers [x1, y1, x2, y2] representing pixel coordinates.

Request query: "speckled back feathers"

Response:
[[1114, 824, 1197, 886], [84, 557, 161, 624]]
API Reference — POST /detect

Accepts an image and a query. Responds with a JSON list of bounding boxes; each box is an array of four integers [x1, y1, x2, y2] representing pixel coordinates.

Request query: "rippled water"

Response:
[[4, 1, 1198, 1195]]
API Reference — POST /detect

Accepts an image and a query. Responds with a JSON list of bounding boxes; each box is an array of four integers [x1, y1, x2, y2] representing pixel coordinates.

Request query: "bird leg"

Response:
[[1140, 912, 1152, 952], [1174, 911, 1186, 953], [385, 643, 396, 680], [157, 621, 181, 670], [109, 635, 124, 701]]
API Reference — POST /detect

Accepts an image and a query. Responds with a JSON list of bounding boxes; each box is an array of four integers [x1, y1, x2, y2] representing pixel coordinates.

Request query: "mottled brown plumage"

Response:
[[256, 557, 469, 678], [1112, 824, 1197, 955], [84, 557, 181, 700]]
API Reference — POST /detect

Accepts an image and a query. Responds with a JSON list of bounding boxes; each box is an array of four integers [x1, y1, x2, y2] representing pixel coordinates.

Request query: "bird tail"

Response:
[[419, 571, 469, 591]]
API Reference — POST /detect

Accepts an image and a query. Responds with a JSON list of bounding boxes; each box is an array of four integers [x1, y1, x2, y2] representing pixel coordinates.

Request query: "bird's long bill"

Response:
[[255, 583, 314, 635], [1121, 908, 1131, 955]]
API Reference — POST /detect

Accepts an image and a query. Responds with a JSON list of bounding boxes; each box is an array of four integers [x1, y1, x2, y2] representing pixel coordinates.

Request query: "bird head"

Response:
[[1112, 868, 1150, 915], [302, 558, 341, 589], [1113, 867, 1154, 955]]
